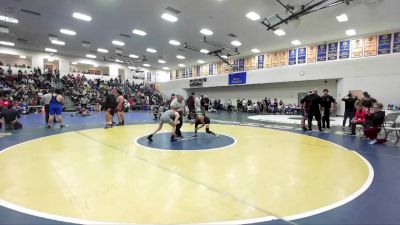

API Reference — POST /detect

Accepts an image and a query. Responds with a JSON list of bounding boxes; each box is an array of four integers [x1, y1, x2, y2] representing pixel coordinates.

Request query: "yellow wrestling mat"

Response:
[[0, 124, 372, 224]]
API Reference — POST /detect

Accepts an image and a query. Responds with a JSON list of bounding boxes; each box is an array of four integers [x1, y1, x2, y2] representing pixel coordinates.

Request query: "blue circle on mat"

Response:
[[137, 132, 235, 151]]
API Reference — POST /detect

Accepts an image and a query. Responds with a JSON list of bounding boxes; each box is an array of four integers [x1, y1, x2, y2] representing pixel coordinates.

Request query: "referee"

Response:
[[170, 94, 185, 138]]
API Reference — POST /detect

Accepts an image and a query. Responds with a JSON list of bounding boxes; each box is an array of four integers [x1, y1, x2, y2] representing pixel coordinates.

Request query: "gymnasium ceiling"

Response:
[[0, 0, 399, 70]]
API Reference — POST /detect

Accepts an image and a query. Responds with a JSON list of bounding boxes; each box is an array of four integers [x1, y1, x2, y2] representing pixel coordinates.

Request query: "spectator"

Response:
[[342, 92, 357, 127], [187, 92, 195, 119], [321, 89, 336, 130], [349, 100, 366, 135], [363, 102, 386, 144], [0, 103, 23, 130]]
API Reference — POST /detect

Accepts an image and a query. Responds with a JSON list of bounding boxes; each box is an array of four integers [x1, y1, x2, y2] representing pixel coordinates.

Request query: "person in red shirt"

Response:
[[350, 102, 366, 135]]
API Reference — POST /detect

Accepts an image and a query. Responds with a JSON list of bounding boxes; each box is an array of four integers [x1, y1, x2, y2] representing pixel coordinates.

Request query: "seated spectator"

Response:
[[349, 102, 366, 135], [0, 103, 23, 130], [363, 102, 386, 144]]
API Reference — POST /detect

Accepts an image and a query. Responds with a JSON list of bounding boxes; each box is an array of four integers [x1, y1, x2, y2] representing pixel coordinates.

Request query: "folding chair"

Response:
[[384, 113, 400, 143]]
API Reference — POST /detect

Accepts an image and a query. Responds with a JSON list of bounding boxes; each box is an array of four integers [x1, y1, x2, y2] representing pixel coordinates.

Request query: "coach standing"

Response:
[[170, 95, 185, 138]]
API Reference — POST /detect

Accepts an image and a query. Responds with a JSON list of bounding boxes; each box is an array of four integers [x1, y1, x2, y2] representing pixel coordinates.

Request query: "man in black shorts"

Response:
[[103, 89, 117, 128], [194, 113, 218, 137]]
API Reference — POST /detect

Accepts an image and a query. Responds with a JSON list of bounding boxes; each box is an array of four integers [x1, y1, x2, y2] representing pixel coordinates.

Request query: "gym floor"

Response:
[[0, 111, 399, 225]]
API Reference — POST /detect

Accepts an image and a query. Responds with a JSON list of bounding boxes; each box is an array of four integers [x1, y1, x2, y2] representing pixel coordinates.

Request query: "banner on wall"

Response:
[[257, 55, 264, 69], [339, 40, 350, 59], [327, 43, 338, 60], [271, 52, 280, 67], [228, 72, 246, 85], [289, 49, 297, 65], [238, 58, 245, 71], [208, 64, 213, 75], [394, 32, 400, 53], [217, 63, 223, 74], [169, 71, 173, 80], [364, 36, 377, 57], [265, 53, 272, 68], [297, 47, 306, 64], [189, 67, 193, 77], [147, 72, 151, 82], [279, 51, 289, 67], [317, 44, 327, 62], [307, 46, 317, 63], [351, 38, 364, 58], [196, 65, 200, 77], [378, 33, 392, 54], [245, 57, 252, 71], [175, 70, 179, 79], [233, 59, 239, 71]]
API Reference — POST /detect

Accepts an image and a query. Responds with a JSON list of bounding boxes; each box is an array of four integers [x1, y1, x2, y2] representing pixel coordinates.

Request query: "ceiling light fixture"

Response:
[[20, 55, 26, 59], [86, 54, 96, 59], [97, 48, 108, 53], [231, 40, 242, 46], [158, 59, 166, 64], [246, 11, 261, 21], [45, 48, 57, 53], [143, 63, 151, 67], [169, 40, 181, 46], [291, 40, 301, 46], [0, 15, 18, 24], [200, 28, 213, 36], [129, 54, 139, 58], [115, 59, 123, 63], [0, 26, 10, 34], [221, 55, 228, 59], [132, 29, 147, 36], [51, 40, 65, 46], [0, 41, 15, 46], [162, 67, 170, 70], [71, 62, 78, 65], [178, 64, 185, 67], [72, 12, 92, 21], [200, 49, 209, 54], [251, 48, 260, 53], [336, 14, 348, 22], [197, 60, 205, 64], [112, 40, 125, 46], [346, 29, 356, 36], [60, 29, 76, 36], [176, 55, 185, 59], [146, 48, 157, 53], [274, 29, 286, 36], [161, 13, 178, 22]]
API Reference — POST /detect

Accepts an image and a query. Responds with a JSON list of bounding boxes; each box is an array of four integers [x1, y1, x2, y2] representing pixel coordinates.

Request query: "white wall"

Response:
[[192, 80, 337, 106], [159, 54, 400, 115]]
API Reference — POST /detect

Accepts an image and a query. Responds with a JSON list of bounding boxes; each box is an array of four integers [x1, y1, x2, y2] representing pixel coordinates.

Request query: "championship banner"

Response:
[[265, 53, 272, 68], [201, 65, 208, 76], [327, 43, 338, 60], [307, 46, 317, 63], [297, 47, 306, 64], [217, 63, 223, 74], [182, 69, 186, 78], [394, 32, 400, 53], [196, 65, 200, 77], [238, 58, 245, 71], [188, 67, 193, 78], [208, 64, 213, 75], [257, 55, 264, 69], [317, 44, 327, 62], [378, 33, 392, 54], [244, 57, 251, 71], [251, 56, 257, 70], [351, 38, 364, 58], [279, 50, 288, 67], [147, 72, 151, 82], [289, 49, 297, 65], [364, 36, 377, 57], [339, 40, 350, 59], [233, 59, 239, 71], [228, 72, 246, 85], [175, 70, 179, 79], [271, 52, 280, 67], [169, 71, 173, 80]]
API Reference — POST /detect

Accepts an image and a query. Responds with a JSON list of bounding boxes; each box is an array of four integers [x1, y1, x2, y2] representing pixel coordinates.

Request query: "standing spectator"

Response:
[[307, 89, 323, 132], [300, 91, 311, 131], [116, 90, 125, 126], [361, 92, 377, 111], [342, 92, 357, 127], [321, 89, 336, 130], [103, 89, 117, 129]]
